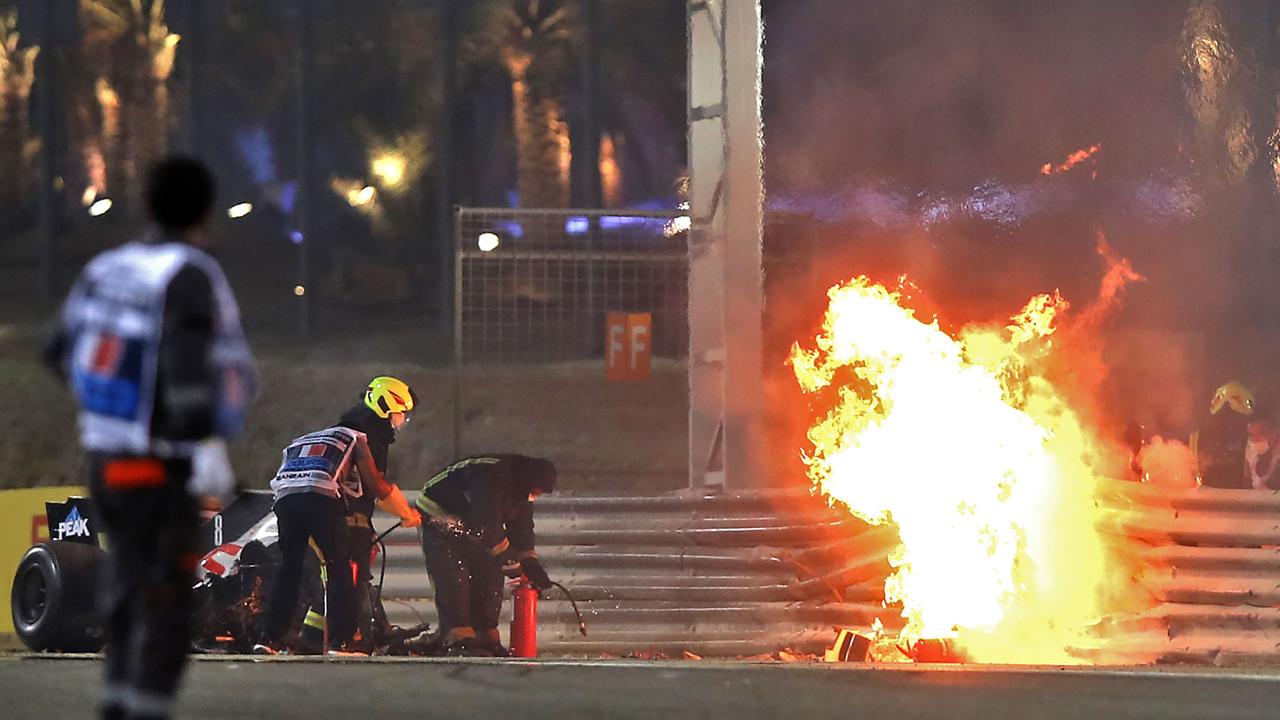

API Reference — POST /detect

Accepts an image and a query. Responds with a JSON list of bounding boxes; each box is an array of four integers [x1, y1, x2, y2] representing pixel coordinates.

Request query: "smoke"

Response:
[[1138, 436, 1199, 489], [760, 0, 1280, 454]]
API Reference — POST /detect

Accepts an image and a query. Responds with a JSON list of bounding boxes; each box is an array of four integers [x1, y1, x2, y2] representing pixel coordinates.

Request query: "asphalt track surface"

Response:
[[2, 656, 1280, 720]]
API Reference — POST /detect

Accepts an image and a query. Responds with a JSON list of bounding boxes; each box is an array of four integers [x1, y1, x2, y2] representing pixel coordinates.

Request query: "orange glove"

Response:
[[378, 485, 422, 528]]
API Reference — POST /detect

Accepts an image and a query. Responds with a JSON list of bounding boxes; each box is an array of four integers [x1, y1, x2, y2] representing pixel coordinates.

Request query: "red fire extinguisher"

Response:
[[510, 580, 539, 658]]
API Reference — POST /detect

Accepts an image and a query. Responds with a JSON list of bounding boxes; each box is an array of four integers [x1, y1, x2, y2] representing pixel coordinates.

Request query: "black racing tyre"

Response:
[[11, 541, 106, 652]]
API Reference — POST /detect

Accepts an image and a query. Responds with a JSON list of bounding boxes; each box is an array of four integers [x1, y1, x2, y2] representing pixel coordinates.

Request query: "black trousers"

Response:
[[419, 518, 504, 635], [348, 520, 391, 641], [264, 493, 355, 646], [89, 453, 198, 720]]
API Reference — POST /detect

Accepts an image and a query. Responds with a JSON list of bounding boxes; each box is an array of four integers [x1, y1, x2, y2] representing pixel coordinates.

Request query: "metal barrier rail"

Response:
[[229, 481, 1280, 662], [1094, 479, 1280, 666], [377, 490, 897, 657]]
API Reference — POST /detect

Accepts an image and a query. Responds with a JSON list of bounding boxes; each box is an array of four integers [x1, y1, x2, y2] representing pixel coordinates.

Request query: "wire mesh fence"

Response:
[[454, 207, 689, 365], [448, 208, 690, 490]]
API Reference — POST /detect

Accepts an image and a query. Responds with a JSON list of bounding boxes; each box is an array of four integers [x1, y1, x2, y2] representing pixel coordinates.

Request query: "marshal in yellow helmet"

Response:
[[364, 376, 417, 419], [1209, 381, 1254, 416]]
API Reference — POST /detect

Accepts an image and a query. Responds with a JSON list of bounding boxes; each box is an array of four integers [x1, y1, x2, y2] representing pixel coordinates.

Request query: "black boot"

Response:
[[442, 628, 492, 657], [479, 628, 510, 657], [443, 637, 493, 657]]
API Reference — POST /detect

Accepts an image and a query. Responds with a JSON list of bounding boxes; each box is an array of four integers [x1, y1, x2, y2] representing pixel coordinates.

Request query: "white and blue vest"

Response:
[[61, 239, 257, 456], [270, 426, 366, 499]]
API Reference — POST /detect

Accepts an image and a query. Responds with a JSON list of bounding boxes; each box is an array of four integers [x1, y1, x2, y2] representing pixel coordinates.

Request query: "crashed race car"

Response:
[[10, 492, 430, 655]]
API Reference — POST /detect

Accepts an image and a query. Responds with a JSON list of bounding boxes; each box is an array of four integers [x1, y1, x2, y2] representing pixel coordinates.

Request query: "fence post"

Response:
[[686, 1, 767, 489], [293, 0, 312, 338], [452, 205, 464, 459], [35, 0, 58, 301]]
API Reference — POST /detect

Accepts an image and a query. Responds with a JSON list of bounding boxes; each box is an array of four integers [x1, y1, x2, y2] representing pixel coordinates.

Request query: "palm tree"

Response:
[[470, 0, 576, 208], [0, 10, 38, 214], [1181, 0, 1279, 190], [79, 0, 178, 210]]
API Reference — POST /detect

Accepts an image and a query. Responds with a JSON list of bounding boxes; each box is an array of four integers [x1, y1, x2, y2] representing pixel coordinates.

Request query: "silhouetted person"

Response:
[[414, 454, 557, 656], [1193, 382, 1255, 489]]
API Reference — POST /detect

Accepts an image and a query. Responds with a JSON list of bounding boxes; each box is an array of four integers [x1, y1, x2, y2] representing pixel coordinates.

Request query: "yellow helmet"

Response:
[[1209, 381, 1254, 416], [364, 376, 416, 419]]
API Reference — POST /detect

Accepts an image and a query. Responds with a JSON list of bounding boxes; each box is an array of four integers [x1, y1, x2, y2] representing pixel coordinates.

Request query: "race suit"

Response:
[[415, 455, 541, 640]]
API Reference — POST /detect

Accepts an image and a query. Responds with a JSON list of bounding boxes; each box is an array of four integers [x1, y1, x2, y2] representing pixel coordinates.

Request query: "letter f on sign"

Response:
[[608, 322, 625, 368], [631, 324, 649, 369]]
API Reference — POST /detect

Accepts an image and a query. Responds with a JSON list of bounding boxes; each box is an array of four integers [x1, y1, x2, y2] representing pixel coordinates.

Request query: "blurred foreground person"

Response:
[[255, 377, 421, 655], [44, 157, 257, 720], [414, 455, 557, 656]]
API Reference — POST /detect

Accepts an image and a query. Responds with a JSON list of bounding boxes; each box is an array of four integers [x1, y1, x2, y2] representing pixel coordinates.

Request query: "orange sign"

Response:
[[607, 312, 652, 381]]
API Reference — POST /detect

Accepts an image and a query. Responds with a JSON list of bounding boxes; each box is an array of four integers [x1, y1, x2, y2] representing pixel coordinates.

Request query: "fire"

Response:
[[791, 269, 1138, 664], [1041, 144, 1101, 175]]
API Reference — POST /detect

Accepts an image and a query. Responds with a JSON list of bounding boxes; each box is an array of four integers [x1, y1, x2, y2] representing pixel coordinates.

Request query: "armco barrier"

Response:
[[1096, 479, 1280, 666], [14, 482, 1278, 663], [0, 486, 87, 646], [379, 483, 1280, 662], [377, 490, 900, 657]]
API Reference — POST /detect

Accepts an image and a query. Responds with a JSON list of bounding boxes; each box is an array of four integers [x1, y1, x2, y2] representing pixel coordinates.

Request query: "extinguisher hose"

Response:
[[356, 521, 403, 593], [549, 580, 587, 636]]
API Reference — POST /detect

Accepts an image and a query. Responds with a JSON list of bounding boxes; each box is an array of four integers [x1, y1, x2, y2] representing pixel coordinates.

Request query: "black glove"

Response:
[[501, 556, 523, 580], [520, 556, 552, 591]]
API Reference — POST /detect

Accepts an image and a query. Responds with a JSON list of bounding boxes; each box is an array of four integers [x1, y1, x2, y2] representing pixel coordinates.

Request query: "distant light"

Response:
[[664, 215, 691, 237], [477, 232, 501, 252], [89, 198, 113, 217], [565, 216, 589, 235], [289, 230, 305, 245], [346, 185, 376, 207], [498, 221, 524, 239], [293, 285, 306, 297], [371, 152, 407, 189], [600, 215, 651, 230], [53, 176, 65, 191], [81, 186, 98, 207], [227, 202, 253, 219]]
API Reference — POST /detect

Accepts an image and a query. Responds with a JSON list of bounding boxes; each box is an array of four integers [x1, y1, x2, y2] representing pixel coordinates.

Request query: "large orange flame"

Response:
[[791, 268, 1140, 664]]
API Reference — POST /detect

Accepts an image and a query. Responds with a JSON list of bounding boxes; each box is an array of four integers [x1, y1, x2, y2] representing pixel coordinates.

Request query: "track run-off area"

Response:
[[2, 655, 1280, 719]]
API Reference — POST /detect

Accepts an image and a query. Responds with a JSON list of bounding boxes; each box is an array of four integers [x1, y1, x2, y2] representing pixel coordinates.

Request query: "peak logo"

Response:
[[56, 507, 91, 540]]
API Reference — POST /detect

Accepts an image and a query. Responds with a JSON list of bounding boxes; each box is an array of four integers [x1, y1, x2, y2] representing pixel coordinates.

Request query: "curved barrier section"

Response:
[[384, 485, 1280, 662], [381, 490, 899, 657], [1096, 480, 1280, 666]]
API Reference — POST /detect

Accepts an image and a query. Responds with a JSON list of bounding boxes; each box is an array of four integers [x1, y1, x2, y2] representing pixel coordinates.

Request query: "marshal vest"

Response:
[[60, 239, 257, 456], [270, 426, 368, 499]]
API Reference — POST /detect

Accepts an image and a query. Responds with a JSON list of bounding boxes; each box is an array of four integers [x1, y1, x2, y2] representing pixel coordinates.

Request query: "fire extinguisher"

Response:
[[509, 579, 587, 659], [510, 580, 539, 658]]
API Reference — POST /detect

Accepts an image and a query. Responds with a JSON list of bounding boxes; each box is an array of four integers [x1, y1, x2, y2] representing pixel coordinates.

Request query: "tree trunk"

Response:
[[0, 16, 39, 215], [84, 0, 177, 212], [509, 57, 569, 208]]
